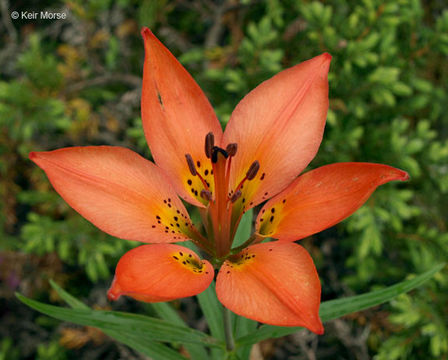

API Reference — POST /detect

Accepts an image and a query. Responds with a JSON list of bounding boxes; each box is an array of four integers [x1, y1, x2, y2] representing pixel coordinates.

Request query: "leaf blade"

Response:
[[49, 280, 199, 359], [150, 302, 209, 359], [17, 293, 221, 348], [49, 280, 89, 310]]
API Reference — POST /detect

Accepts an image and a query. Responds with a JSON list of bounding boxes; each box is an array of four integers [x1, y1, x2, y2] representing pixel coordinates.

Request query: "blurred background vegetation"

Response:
[[1, 0, 447, 359]]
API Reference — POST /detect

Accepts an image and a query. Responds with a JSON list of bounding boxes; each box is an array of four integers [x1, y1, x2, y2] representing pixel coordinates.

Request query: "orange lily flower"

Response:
[[30, 28, 408, 335]]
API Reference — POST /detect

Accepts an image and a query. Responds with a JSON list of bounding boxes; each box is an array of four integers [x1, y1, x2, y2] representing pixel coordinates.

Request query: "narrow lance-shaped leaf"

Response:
[[150, 302, 209, 359], [196, 281, 226, 342], [16, 293, 222, 348], [49, 280, 201, 360]]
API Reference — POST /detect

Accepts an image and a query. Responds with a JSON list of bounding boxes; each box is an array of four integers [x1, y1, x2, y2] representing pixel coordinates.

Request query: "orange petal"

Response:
[[256, 163, 409, 241], [108, 244, 213, 302], [141, 28, 223, 206], [216, 242, 323, 334], [30, 146, 195, 243], [223, 53, 331, 210]]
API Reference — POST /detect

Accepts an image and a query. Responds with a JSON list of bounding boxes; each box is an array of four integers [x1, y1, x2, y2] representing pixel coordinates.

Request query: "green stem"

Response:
[[223, 307, 235, 352]]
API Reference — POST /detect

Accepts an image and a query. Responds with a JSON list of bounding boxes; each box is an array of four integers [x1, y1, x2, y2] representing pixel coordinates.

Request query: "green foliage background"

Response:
[[1, 0, 447, 358]]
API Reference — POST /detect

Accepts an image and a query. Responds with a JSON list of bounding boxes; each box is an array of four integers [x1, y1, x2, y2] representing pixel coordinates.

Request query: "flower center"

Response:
[[185, 133, 259, 206], [184, 132, 260, 258]]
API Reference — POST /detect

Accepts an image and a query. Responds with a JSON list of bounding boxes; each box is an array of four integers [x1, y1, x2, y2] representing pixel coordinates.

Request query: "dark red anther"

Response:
[[246, 161, 260, 180], [205, 132, 214, 159], [200, 189, 213, 201], [230, 190, 242, 203], [226, 143, 238, 157], [185, 154, 197, 176]]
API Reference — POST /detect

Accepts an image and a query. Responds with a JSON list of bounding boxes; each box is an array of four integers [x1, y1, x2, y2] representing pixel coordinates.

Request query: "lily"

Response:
[[30, 28, 408, 335]]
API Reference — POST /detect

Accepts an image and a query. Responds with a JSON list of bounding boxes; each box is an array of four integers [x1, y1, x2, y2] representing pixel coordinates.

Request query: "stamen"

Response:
[[231, 160, 261, 198], [201, 189, 213, 201], [230, 190, 242, 203], [205, 132, 214, 159], [226, 143, 238, 157], [224, 145, 236, 192], [185, 154, 197, 176], [246, 161, 260, 180]]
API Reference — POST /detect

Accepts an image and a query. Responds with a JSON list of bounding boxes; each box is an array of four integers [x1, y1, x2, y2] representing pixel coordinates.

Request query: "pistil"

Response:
[[210, 146, 231, 257]]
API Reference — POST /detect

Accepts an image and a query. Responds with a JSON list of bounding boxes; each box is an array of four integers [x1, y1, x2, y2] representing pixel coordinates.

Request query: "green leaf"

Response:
[[234, 312, 258, 359], [105, 332, 189, 360], [48, 280, 190, 360], [16, 293, 221, 348], [236, 263, 444, 346], [150, 302, 186, 325], [196, 282, 226, 359], [197, 281, 225, 341], [150, 302, 209, 359], [49, 280, 89, 310]]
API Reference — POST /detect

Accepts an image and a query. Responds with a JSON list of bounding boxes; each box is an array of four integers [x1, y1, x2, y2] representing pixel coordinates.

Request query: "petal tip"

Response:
[[107, 278, 121, 301], [141, 26, 152, 38], [107, 290, 120, 301], [29, 151, 37, 161], [322, 52, 332, 62], [389, 167, 410, 182], [314, 323, 325, 335], [319, 52, 332, 73], [399, 170, 410, 181]]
